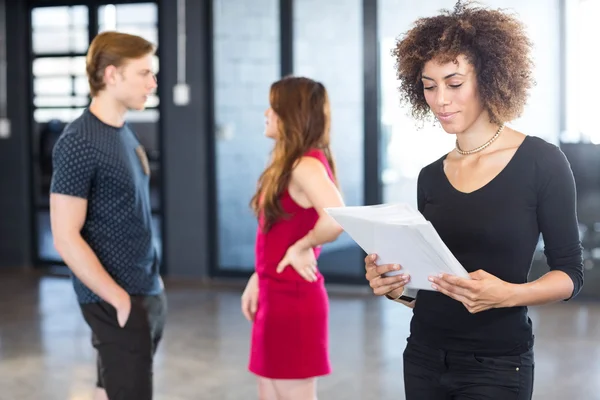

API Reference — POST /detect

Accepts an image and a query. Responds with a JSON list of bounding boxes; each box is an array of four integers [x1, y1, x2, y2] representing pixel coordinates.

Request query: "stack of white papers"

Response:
[[324, 203, 470, 291]]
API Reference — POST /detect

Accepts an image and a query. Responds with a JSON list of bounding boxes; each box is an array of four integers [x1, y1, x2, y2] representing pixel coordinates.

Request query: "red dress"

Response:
[[249, 149, 333, 379]]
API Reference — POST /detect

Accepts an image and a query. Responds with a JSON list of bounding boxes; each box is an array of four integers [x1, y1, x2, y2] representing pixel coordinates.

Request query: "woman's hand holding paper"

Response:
[[429, 270, 513, 314], [364, 254, 411, 297]]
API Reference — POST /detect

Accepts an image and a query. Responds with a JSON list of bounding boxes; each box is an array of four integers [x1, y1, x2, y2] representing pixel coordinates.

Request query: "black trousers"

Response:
[[403, 338, 534, 400], [80, 292, 167, 400]]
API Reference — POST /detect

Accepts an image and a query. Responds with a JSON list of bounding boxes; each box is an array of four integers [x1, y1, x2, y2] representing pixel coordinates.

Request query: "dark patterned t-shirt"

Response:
[[50, 108, 162, 304]]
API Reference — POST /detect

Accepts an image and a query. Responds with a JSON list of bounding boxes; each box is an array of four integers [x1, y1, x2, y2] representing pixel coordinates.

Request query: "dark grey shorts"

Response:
[[80, 291, 167, 400]]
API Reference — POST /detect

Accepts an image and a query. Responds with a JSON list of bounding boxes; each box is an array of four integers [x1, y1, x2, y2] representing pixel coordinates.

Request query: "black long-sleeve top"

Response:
[[411, 135, 584, 355]]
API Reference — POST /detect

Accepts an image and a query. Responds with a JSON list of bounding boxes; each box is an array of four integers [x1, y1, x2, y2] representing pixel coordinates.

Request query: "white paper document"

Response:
[[324, 203, 470, 291]]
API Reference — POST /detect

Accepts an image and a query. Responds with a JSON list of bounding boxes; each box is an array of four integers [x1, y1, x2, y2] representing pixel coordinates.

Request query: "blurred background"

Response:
[[1, 0, 599, 399]]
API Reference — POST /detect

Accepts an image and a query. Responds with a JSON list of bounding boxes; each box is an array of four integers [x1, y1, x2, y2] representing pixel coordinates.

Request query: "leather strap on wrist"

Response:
[[385, 288, 415, 303]]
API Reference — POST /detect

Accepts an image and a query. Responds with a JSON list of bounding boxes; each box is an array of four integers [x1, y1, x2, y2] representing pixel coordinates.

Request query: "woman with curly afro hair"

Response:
[[363, 2, 583, 399]]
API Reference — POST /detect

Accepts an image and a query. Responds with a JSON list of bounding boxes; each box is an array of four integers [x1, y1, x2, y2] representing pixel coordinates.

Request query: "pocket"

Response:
[[403, 340, 441, 368], [123, 297, 142, 328], [94, 301, 122, 327], [80, 301, 123, 338], [124, 297, 152, 330], [468, 353, 524, 393], [472, 354, 522, 371], [122, 303, 135, 328], [518, 348, 535, 368]]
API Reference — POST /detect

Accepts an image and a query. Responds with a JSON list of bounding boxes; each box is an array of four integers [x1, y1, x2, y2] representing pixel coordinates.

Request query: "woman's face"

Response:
[[264, 107, 280, 139], [421, 54, 486, 134]]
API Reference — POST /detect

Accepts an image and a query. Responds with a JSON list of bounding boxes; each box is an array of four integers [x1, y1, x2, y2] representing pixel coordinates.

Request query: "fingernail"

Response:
[[432, 284, 438, 290], [404, 275, 410, 281], [428, 277, 434, 282], [394, 264, 400, 270], [371, 254, 376, 260]]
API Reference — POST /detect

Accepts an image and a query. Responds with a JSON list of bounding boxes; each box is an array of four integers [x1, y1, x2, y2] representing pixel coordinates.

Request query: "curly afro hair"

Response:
[[392, 0, 534, 125]]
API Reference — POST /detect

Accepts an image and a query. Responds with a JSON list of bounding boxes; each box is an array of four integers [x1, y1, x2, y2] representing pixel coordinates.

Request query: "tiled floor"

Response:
[[1, 271, 599, 399]]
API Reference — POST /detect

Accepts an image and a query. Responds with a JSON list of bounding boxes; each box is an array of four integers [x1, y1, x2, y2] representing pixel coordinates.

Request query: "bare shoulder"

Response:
[[291, 156, 328, 179]]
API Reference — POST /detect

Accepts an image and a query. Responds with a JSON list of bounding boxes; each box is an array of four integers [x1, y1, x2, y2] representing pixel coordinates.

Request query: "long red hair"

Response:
[[250, 76, 338, 232]]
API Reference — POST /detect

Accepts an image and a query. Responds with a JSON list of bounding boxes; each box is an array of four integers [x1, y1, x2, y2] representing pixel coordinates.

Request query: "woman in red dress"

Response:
[[241, 76, 345, 400]]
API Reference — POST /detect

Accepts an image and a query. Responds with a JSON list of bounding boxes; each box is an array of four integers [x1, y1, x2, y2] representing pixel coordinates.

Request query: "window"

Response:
[[32, 57, 86, 76], [98, 3, 158, 31], [31, 6, 89, 125], [98, 3, 158, 48], [563, 0, 600, 144], [34, 96, 88, 108], [31, 6, 89, 54], [559, 0, 600, 296]]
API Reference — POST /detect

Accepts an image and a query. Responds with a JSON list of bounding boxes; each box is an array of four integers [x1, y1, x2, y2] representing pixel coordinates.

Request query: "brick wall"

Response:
[[294, 0, 364, 253], [213, 0, 280, 269]]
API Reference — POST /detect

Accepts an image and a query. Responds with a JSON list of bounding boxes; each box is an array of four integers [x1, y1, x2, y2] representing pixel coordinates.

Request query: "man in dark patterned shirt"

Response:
[[50, 31, 166, 400]]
